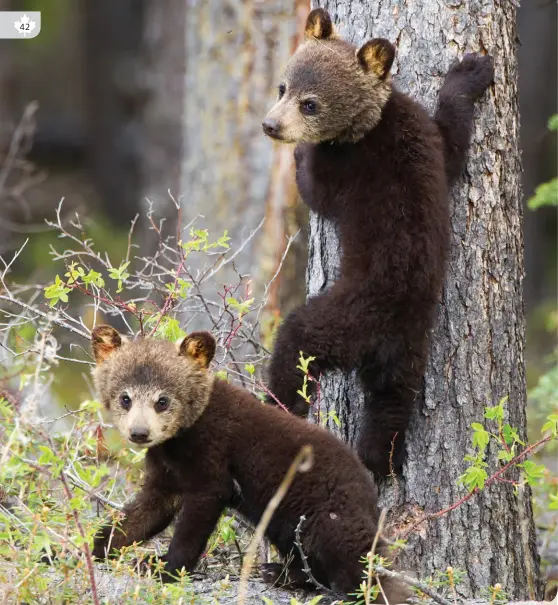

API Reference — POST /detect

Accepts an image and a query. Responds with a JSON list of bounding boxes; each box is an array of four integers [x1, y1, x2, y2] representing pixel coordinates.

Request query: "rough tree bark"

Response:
[[307, 0, 542, 599]]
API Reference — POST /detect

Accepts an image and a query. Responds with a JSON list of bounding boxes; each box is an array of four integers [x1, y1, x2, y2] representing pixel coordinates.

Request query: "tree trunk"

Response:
[[257, 0, 310, 321], [180, 0, 298, 285], [140, 0, 186, 225], [307, 0, 542, 599]]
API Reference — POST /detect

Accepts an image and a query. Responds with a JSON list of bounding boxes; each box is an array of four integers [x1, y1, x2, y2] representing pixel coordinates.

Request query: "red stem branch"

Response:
[[400, 434, 553, 539]]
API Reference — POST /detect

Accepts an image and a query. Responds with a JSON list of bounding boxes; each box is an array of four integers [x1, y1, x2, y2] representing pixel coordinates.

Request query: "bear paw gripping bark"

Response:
[[262, 8, 494, 476], [89, 325, 409, 601]]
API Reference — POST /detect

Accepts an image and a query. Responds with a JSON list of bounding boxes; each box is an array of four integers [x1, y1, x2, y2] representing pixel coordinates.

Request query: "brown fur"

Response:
[[262, 9, 494, 476], [90, 326, 408, 601]]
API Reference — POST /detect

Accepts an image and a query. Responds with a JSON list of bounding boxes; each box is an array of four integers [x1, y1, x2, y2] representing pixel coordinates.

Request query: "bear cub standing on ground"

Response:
[[262, 9, 494, 475], [90, 325, 408, 601]]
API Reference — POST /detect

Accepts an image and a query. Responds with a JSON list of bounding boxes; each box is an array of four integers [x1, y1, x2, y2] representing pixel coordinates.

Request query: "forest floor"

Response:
[[0, 560, 335, 605]]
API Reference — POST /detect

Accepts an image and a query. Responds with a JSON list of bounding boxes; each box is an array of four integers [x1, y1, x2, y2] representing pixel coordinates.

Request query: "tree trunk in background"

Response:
[[180, 0, 299, 287], [137, 0, 186, 258], [85, 0, 144, 225], [307, 0, 542, 599], [140, 0, 186, 233], [517, 0, 557, 317], [257, 0, 310, 321]]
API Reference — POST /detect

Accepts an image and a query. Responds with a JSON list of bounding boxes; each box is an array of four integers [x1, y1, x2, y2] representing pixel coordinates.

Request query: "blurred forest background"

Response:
[[0, 1, 555, 413]]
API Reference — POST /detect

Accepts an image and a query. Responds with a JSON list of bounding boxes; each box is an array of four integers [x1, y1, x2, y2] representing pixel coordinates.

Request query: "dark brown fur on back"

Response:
[[91, 332, 408, 601], [263, 9, 494, 475]]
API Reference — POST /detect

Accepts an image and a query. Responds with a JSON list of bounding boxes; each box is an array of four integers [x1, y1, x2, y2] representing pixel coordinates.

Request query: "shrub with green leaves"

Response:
[[0, 202, 300, 604]]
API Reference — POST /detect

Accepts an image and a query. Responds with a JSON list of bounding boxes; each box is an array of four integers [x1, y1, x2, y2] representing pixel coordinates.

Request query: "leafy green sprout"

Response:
[[459, 397, 557, 494], [296, 351, 316, 405]]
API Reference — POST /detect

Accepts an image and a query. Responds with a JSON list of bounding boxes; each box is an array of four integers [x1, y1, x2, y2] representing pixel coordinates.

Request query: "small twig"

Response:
[[366, 509, 388, 605], [376, 576, 390, 605], [64, 470, 123, 511], [125, 215, 139, 264], [389, 432, 399, 483], [0, 238, 29, 297], [446, 567, 458, 605], [46, 433, 100, 605], [200, 217, 265, 285], [374, 565, 453, 605], [0, 295, 89, 340], [0, 102, 38, 193], [256, 381, 290, 413], [294, 515, 331, 592], [22, 328, 48, 422], [237, 445, 314, 605]]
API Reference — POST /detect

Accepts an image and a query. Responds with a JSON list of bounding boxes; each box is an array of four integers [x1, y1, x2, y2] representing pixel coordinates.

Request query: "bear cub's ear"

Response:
[[179, 332, 216, 369], [91, 325, 122, 364], [305, 8, 336, 40], [357, 39, 395, 79]]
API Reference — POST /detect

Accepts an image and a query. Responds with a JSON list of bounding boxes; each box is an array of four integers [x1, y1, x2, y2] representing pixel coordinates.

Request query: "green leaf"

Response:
[[502, 423, 524, 446], [37, 445, 56, 465], [44, 275, 72, 307], [518, 460, 546, 485], [82, 269, 105, 289], [471, 423, 490, 452], [326, 410, 341, 428], [296, 351, 316, 374], [226, 297, 254, 315], [548, 114, 558, 131], [64, 262, 85, 285], [244, 363, 255, 376], [144, 315, 186, 342], [107, 261, 130, 293], [497, 449, 514, 463], [459, 466, 488, 491], [541, 413, 558, 437], [165, 278, 192, 299], [549, 493, 558, 510], [79, 399, 102, 413]]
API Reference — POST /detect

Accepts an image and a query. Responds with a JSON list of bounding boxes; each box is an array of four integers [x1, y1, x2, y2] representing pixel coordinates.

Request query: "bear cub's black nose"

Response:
[[262, 118, 280, 138], [130, 427, 150, 443]]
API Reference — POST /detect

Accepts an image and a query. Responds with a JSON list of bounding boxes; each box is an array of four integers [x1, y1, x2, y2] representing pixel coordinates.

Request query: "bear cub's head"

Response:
[[263, 8, 395, 144], [91, 326, 216, 448]]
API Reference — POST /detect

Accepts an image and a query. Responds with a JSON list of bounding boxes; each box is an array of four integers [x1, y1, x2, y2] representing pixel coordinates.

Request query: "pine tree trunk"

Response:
[[307, 0, 542, 599], [180, 0, 297, 282], [140, 0, 186, 224]]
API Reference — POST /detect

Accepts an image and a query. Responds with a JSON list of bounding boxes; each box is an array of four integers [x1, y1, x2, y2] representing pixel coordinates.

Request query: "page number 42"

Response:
[[14, 14, 36, 36]]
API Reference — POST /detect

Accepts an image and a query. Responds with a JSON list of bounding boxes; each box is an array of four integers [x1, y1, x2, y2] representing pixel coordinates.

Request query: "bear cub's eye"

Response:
[[120, 394, 132, 410], [278, 83, 286, 99], [301, 100, 317, 115], [155, 396, 170, 413]]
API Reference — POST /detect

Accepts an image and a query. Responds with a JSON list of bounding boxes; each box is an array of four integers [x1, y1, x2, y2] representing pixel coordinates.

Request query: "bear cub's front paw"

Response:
[[92, 526, 114, 561], [356, 433, 406, 478], [134, 553, 182, 583], [444, 53, 494, 101]]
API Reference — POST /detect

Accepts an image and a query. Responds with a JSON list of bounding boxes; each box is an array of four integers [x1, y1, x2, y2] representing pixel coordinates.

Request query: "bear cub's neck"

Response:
[[336, 85, 394, 144], [145, 379, 238, 465]]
